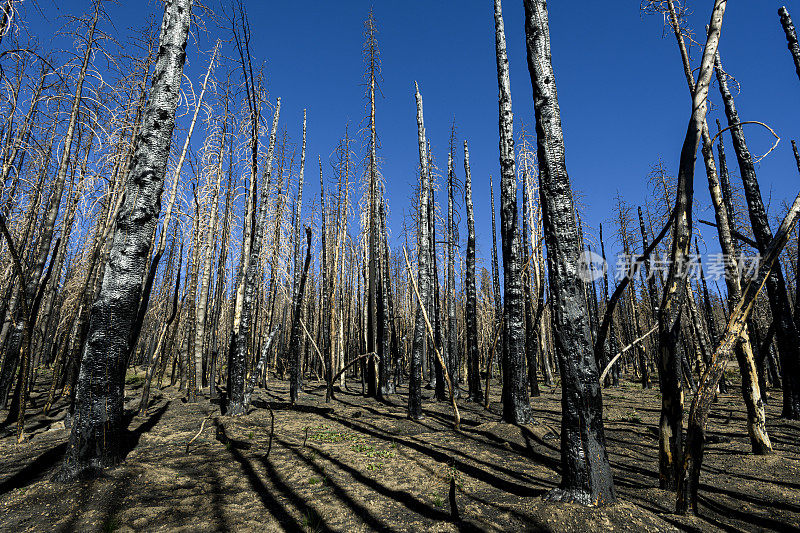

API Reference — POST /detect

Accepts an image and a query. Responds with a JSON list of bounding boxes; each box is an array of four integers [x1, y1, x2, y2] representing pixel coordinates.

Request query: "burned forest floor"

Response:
[[1, 368, 799, 532]]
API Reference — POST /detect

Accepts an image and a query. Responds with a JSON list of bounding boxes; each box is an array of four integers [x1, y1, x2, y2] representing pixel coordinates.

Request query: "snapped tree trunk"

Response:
[[408, 82, 430, 420]]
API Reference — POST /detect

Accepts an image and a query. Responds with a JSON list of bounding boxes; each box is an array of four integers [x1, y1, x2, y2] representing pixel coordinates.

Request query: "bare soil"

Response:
[[1, 370, 799, 532]]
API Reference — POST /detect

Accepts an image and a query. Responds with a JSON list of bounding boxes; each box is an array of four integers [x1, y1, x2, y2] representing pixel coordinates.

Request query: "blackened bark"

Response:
[[677, 187, 800, 514], [290, 228, 313, 405], [494, 0, 533, 425], [408, 83, 429, 420], [523, 0, 614, 505], [446, 148, 459, 394], [489, 176, 502, 381], [522, 178, 540, 397], [715, 51, 800, 419], [56, 0, 192, 481], [464, 141, 482, 402], [779, 6, 800, 82], [228, 100, 281, 416], [653, 0, 727, 491], [430, 187, 446, 402]]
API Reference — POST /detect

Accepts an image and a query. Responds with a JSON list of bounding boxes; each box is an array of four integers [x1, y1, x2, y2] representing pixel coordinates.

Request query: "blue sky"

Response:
[[21, 0, 800, 274]]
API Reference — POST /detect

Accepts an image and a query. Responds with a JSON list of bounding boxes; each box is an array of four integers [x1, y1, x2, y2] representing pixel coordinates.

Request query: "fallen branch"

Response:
[[299, 317, 326, 378], [330, 352, 374, 386], [698, 219, 758, 248], [242, 326, 281, 413], [186, 416, 213, 454], [600, 325, 659, 383]]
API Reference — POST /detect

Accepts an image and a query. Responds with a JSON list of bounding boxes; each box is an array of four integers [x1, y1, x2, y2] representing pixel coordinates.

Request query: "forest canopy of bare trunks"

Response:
[[1, 0, 800, 530]]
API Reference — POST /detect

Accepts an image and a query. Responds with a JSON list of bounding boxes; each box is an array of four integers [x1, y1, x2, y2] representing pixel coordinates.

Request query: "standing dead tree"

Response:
[[493, 0, 532, 425], [57, 0, 193, 480], [677, 188, 800, 514], [523, 0, 615, 505]]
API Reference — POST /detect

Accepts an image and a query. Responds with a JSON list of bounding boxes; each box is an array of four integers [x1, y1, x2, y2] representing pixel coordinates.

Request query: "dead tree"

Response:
[[57, 0, 193, 480], [715, 50, 800, 419], [493, 0, 532, 425], [523, 0, 615, 505], [649, 0, 727, 490], [408, 82, 430, 420], [779, 6, 800, 82], [290, 227, 313, 404], [227, 100, 280, 416], [463, 140, 481, 402]]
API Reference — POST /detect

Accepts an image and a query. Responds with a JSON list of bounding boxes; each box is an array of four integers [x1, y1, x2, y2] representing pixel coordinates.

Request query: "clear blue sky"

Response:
[[21, 0, 800, 272]]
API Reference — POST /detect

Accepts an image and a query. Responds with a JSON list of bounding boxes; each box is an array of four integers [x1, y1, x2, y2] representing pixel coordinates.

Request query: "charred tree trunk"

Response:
[[290, 228, 313, 405], [524, 0, 615, 505], [464, 141, 482, 402], [227, 100, 280, 416], [409, 83, 430, 420], [779, 6, 800, 82], [494, 0, 533, 425], [57, 0, 192, 481]]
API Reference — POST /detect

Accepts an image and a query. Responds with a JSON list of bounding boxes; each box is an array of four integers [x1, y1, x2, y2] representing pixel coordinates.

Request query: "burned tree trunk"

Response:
[[523, 0, 614, 505], [57, 0, 193, 481], [715, 50, 800, 419], [651, 0, 727, 490], [290, 228, 313, 405], [494, 0, 533, 425], [408, 82, 430, 421], [227, 100, 281, 416], [779, 6, 800, 82], [464, 141, 482, 402]]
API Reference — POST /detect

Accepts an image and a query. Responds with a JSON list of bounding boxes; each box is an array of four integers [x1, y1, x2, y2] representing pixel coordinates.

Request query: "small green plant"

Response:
[[308, 426, 360, 444], [432, 494, 443, 508], [308, 476, 320, 485], [102, 516, 121, 533], [620, 410, 642, 424], [247, 431, 254, 440], [302, 510, 323, 533], [366, 462, 384, 471]]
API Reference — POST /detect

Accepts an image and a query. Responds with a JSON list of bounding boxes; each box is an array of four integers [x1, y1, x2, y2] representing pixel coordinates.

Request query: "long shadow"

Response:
[[0, 402, 170, 495], [267, 437, 391, 532], [251, 399, 334, 416], [699, 494, 794, 531], [0, 441, 67, 495], [122, 402, 170, 458], [208, 464, 231, 532], [215, 420, 310, 531], [306, 440, 453, 522], [320, 411, 544, 497]]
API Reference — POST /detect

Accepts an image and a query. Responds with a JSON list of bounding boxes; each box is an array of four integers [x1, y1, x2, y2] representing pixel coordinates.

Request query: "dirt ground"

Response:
[[1, 369, 799, 532]]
